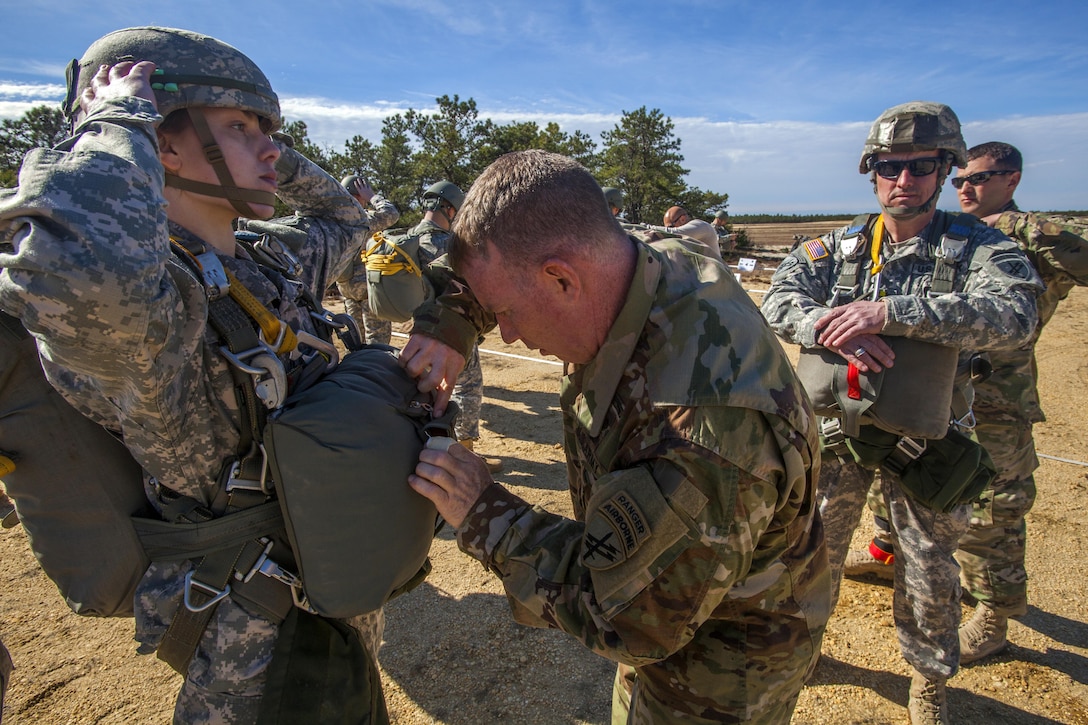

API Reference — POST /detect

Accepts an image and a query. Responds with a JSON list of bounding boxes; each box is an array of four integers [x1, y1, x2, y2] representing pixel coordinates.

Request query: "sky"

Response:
[[1, 0, 1086, 215]]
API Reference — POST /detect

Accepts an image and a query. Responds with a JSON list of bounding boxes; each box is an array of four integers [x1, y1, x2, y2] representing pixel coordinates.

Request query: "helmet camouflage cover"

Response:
[[64, 26, 280, 132], [859, 101, 966, 173]]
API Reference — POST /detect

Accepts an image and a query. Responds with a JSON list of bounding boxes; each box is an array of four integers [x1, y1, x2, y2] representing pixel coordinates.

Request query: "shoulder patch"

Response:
[[803, 238, 829, 262], [582, 491, 651, 570], [990, 252, 1035, 281]]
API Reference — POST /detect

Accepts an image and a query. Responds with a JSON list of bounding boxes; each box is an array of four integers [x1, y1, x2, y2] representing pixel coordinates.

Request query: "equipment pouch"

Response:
[[845, 426, 995, 512], [256, 607, 389, 725], [796, 336, 957, 439]]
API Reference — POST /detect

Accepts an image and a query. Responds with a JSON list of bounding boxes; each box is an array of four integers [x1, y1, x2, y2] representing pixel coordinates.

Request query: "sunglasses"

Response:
[[950, 169, 1016, 190], [870, 157, 944, 179]]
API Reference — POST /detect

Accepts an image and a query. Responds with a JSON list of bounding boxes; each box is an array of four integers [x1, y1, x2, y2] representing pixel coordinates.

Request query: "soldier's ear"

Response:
[[157, 128, 184, 173]]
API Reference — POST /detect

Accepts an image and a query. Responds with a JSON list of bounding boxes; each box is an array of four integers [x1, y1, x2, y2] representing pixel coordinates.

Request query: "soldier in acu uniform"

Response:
[[406, 150, 831, 724], [760, 103, 1042, 724], [0, 26, 455, 724], [845, 141, 1088, 665]]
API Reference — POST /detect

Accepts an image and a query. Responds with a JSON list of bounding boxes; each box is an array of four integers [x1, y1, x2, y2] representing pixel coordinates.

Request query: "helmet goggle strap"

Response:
[[163, 107, 276, 218], [424, 196, 456, 226]]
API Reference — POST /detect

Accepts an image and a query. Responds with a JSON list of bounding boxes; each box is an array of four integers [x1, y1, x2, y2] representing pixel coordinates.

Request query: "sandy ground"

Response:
[[2, 223, 1087, 724]]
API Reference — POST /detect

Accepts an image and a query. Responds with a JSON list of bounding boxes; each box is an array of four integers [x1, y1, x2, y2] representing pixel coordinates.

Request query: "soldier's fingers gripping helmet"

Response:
[[63, 27, 281, 218], [601, 186, 624, 212], [860, 101, 966, 219]]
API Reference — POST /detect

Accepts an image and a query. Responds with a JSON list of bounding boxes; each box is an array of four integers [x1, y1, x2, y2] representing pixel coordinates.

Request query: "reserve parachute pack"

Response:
[[362, 230, 433, 322], [1, 231, 453, 670], [796, 211, 997, 510]]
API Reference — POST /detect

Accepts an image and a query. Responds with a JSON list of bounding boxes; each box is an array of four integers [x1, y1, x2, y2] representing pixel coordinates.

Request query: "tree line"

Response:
[[0, 95, 730, 228]]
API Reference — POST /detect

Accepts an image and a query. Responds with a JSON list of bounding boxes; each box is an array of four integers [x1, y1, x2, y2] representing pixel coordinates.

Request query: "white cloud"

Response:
[[6, 85, 1085, 215]]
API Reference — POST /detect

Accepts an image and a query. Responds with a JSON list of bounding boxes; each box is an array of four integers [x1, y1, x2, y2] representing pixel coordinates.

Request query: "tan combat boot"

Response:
[[843, 539, 895, 581], [959, 603, 1008, 664], [460, 438, 504, 474], [908, 670, 948, 725]]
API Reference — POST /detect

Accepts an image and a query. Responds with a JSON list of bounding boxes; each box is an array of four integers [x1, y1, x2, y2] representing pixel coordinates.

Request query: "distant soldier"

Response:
[[601, 186, 623, 217], [712, 209, 736, 253], [761, 103, 1041, 724], [846, 141, 1088, 665], [647, 205, 722, 261], [334, 174, 400, 345]]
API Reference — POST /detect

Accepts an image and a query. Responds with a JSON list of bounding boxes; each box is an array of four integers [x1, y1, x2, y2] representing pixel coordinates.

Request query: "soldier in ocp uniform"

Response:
[[761, 104, 1042, 724], [405, 150, 831, 724], [334, 174, 400, 345], [846, 141, 1088, 664]]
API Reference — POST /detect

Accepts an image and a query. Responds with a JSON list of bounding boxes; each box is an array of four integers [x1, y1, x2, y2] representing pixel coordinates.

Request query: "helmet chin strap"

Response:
[[163, 108, 277, 219], [874, 168, 949, 221]]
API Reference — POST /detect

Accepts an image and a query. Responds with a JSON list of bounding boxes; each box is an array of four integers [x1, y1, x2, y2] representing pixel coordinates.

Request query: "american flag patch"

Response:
[[803, 238, 829, 261]]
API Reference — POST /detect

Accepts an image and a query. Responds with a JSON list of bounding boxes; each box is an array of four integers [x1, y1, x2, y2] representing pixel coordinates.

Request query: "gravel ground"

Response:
[[2, 264, 1086, 724]]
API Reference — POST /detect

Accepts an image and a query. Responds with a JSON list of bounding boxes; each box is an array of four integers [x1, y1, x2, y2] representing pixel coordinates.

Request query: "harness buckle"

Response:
[[194, 251, 230, 300], [183, 570, 231, 612], [225, 446, 271, 494]]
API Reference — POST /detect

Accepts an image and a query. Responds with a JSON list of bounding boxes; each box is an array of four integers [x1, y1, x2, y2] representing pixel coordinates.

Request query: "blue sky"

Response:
[[2, 0, 1086, 214]]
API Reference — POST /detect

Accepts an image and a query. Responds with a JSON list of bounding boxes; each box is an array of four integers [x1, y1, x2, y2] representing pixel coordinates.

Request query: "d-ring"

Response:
[[854, 347, 867, 356]]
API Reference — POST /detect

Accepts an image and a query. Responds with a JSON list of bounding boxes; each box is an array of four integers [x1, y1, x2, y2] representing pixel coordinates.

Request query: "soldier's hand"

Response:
[[409, 439, 492, 528], [815, 300, 887, 349], [829, 333, 895, 373], [81, 61, 158, 114], [399, 333, 466, 416], [349, 177, 376, 204]]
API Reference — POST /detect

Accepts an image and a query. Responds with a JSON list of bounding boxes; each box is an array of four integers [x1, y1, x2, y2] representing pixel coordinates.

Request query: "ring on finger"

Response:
[[854, 346, 866, 356]]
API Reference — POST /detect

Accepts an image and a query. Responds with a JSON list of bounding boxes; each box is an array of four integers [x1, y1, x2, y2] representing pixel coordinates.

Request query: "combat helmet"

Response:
[[423, 181, 465, 212], [341, 174, 369, 198], [601, 186, 624, 213], [63, 27, 281, 218], [859, 101, 966, 219]]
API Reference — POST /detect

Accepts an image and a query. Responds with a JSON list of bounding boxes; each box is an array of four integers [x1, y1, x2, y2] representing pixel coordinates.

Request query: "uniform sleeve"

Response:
[[0, 95, 180, 374], [240, 143, 371, 296], [760, 232, 841, 348], [366, 195, 400, 233], [411, 258, 496, 358], [996, 211, 1088, 286], [456, 427, 778, 666], [881, 230, 1042, 352]]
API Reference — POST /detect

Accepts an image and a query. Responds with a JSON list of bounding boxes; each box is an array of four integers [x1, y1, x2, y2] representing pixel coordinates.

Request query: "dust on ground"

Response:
[[2, 223, 1087, 724]]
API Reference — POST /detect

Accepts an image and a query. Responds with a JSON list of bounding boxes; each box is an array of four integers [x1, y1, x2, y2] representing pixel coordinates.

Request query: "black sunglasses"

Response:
[[870, 157, 944, 179], [950, 169, 1016, 190]]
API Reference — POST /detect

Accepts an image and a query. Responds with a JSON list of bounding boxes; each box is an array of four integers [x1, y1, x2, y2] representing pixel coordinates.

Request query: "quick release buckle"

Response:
[[884, 436, 927, 477], [240, 540, 316, 614]]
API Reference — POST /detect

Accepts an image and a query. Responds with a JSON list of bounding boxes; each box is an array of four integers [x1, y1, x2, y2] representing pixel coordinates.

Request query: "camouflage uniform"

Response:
[[0, 635, 11, 717], [455, 234, 831, 723], [335, 195, 400, 345], [761, 210, 1041, 680], [414, 219, 485, 441], [957, 202, 1088, 616], [0, 96, 378, 723]]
